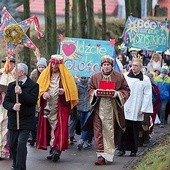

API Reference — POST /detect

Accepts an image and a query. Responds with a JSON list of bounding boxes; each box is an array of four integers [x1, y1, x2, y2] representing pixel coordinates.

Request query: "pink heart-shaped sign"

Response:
[[62, 44, 76, 56]]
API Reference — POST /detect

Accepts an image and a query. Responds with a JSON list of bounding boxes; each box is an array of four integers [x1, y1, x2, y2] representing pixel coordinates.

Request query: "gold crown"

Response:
[[132, 54, 143, 64]]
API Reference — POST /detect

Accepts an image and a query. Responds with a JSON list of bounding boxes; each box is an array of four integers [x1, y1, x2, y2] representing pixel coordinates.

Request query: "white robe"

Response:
[[0, 69, 15, 158], [123, 72, 153, 121]]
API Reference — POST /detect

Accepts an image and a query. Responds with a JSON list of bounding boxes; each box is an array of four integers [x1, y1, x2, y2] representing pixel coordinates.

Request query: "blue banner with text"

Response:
[[59, 37, 116, 76], [122, 16, 170, 52]]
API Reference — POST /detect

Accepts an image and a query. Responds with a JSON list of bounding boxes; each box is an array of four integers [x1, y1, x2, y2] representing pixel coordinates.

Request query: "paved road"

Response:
[[0, 123, 170, 170]]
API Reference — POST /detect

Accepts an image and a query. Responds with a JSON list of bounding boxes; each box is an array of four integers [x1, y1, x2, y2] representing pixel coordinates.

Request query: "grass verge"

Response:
[[133, 135, 170, 170]]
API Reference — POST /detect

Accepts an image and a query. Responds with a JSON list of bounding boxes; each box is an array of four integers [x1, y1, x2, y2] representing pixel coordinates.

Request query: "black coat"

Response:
[[3, 77, 39, 130]]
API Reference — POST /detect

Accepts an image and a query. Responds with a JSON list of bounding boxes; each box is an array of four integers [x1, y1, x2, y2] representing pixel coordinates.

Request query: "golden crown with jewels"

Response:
[[132, 54, 143, 64]]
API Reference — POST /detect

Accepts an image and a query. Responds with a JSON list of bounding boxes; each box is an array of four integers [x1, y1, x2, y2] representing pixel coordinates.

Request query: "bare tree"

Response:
[[102, 0, 106, 39], [44, 0, 57, 59], [65, 0, 70, 36], [78, 0, 87, 38], [72, 0, 78, 37], [23, 0, 31, 68], [87, 0, 95, 39], [125, 0, 141, 18], [147, 0, 152, 16]]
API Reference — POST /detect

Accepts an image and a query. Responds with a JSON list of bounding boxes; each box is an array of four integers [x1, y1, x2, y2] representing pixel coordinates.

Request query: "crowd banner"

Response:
[[122, 16, 170, 52], [59, 37, 117, 77]]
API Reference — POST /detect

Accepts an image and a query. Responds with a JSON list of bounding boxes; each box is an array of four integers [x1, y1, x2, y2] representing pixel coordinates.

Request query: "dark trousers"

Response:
[[30, 116, 38, 141], [118, 120, 140, 153], [8, 129, 30, 170]]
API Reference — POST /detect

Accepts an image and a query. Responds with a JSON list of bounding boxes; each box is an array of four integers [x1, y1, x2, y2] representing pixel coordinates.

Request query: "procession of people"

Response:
[[0, 47, 169, 170], [0, 7, 170, 170]]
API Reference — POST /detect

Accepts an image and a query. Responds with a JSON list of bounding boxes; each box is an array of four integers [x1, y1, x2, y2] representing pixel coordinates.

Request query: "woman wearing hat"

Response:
[[30, 57, 47, 82], [29, 57, 47, 146]]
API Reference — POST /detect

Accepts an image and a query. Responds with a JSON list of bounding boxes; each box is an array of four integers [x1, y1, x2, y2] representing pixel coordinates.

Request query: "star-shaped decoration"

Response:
[[59, 34, 65, 41], [109, 39, 117, 46], [126, 16, 137, 33], [0, 7, 43, 57]]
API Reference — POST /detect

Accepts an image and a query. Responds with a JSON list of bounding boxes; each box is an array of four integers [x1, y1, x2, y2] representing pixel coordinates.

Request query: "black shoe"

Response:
[[46, 155, 52, 160], [52, 150, 61, 162], [52, 153, 60, 162], [77, 143, 83, 151], [117, 150, 125, 156], [143, 139, 150, 146], [130, 152, 136, 157], [30, 140, 35, 146], [11, 165, 15, 170]]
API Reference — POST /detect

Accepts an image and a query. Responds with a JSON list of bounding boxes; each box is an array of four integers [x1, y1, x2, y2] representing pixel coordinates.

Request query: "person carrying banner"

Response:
[[36, 54, 78, 162], [3, 63, 39, 170], [87, 55, 130, 165]]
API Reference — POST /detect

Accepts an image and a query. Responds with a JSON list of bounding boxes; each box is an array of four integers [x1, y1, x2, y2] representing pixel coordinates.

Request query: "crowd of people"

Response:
[[0, 48, 169, 169]]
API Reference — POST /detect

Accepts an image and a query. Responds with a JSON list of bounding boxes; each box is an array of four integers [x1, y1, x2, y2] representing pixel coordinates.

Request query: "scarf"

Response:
[[37, 63, 78, 109]]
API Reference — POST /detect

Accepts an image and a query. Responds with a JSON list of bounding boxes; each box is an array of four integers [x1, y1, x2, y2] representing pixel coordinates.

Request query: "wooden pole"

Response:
[[15, 53, 19, 130]]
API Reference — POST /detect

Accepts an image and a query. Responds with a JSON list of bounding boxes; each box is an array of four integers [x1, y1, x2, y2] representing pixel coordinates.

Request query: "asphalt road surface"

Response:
[[0, 123, 170, 170]]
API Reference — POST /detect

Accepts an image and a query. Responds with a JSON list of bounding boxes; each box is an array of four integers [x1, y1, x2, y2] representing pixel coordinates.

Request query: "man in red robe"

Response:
[[36, 54, 78, 162]]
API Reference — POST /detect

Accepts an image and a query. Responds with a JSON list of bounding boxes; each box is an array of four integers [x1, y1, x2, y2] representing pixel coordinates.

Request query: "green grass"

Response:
[[133, 136, 170, 170]]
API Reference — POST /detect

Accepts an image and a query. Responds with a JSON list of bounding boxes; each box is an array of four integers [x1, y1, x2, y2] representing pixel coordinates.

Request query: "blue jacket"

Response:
[[154, 75, 170, 101]]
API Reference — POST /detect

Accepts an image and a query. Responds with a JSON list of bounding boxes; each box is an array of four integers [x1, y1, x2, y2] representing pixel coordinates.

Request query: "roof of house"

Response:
[[16, 0, 118, 16], [158, 0, 170, 18]]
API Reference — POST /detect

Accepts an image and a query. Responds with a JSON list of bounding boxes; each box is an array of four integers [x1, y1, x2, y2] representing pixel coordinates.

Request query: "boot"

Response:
[[52, 149, 61, 162]]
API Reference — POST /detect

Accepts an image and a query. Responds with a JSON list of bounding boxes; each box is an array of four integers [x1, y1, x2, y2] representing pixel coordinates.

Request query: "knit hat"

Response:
[[37, 57, 47, 67], [160, 68, 168, 74], [101, 55, 114, 66]]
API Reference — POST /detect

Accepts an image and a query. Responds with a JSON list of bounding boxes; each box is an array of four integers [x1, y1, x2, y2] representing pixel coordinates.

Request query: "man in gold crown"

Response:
[[36, 54, 78, 162], [88, 55, 130, 165], [0, 56, 15, 159], [117, 55, 153, 157]]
